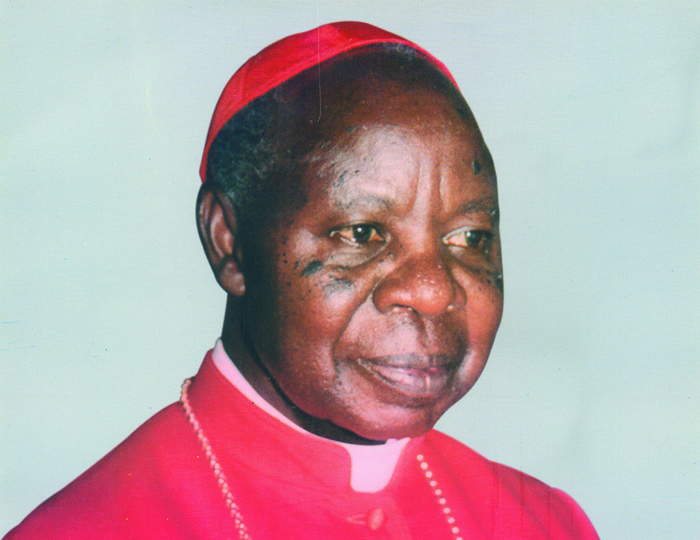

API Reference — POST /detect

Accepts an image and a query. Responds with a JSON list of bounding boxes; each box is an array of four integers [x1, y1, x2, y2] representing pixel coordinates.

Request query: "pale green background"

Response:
[[2, 1, 698, 537]]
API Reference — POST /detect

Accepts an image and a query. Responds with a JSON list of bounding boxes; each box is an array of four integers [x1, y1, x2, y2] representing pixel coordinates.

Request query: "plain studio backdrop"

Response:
[[1, 2, 698, 537]]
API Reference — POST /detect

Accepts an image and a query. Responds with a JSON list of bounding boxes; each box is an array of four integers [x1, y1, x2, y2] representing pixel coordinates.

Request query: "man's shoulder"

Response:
[[420, 430, 599, 540], [3, 403, 221, 540], [423, 428, 556, 491]]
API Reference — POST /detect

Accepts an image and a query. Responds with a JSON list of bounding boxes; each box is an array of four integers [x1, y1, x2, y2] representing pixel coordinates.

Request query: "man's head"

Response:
[[197, 23, 503, 443]]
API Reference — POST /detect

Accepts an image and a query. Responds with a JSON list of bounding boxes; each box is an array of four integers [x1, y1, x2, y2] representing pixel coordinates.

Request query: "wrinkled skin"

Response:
[[198, 83, 503, 443]]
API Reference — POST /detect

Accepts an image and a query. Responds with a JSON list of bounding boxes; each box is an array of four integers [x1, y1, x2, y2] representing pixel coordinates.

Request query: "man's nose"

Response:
[[372, 246, 466, 317]]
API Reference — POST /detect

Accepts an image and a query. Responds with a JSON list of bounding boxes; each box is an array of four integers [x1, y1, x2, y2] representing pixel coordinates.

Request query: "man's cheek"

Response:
[[323, 276, 354, 297], [300, 259, 324, 276]]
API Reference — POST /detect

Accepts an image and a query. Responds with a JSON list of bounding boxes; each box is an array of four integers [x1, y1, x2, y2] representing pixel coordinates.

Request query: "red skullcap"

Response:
[[199, 21, 458, 181]]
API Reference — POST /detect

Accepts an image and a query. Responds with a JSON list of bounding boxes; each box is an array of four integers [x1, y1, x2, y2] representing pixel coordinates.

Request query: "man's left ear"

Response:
[[196, 184, 246, 296]]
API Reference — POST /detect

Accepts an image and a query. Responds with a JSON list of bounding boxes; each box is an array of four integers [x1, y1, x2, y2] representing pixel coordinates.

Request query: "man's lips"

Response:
[[355, 353, 458, 399]]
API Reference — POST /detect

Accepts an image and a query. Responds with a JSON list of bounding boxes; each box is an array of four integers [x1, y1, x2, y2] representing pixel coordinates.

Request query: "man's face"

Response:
[[242, 87, 503, 441]]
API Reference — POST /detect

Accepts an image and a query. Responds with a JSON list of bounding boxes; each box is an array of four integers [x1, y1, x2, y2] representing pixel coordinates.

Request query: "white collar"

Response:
[[211, 339, 409, 493]]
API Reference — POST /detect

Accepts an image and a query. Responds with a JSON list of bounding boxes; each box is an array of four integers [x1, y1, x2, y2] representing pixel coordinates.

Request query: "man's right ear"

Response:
[[196, 184, 246, 296]]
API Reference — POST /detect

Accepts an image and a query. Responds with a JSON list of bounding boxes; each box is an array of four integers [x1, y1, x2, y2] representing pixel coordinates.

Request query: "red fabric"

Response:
[[5, 352, 598, 539], [199, 21, 459, 182]]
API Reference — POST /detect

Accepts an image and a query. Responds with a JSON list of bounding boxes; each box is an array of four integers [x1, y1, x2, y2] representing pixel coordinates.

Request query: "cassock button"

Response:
[[366, 507, 385, 530]]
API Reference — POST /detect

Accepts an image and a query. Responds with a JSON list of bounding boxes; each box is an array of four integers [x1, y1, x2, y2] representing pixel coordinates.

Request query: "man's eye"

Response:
[[332, 224, 384, 245], [443, 228, 493, 251]]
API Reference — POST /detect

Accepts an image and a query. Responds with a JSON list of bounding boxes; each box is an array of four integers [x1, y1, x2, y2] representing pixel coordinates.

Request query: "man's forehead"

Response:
[[304, 120, 496, 219], [313, 97, 488, 176]]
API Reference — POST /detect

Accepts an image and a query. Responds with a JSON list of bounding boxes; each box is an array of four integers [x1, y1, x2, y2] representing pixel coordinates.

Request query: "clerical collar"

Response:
[[211, 339, 409, 493]]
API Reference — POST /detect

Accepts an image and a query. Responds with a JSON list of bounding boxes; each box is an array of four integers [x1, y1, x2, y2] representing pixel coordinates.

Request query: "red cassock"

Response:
[[5, 351, 598, 539]]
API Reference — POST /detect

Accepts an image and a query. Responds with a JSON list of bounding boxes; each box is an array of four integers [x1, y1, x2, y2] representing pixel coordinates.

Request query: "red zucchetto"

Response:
[[199, 21, 458, 181]]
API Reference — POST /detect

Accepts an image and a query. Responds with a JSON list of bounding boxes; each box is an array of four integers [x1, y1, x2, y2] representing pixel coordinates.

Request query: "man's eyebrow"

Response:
[[457, 197, 500, 222], [331, 194, 393, 212]]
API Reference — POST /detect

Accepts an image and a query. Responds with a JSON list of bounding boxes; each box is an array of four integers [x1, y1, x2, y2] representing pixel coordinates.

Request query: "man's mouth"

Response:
[[355, 353, 458, 399]]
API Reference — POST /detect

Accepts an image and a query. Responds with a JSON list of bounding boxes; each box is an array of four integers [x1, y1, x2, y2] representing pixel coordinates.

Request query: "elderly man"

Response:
[[5, 22, 598, 539]]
